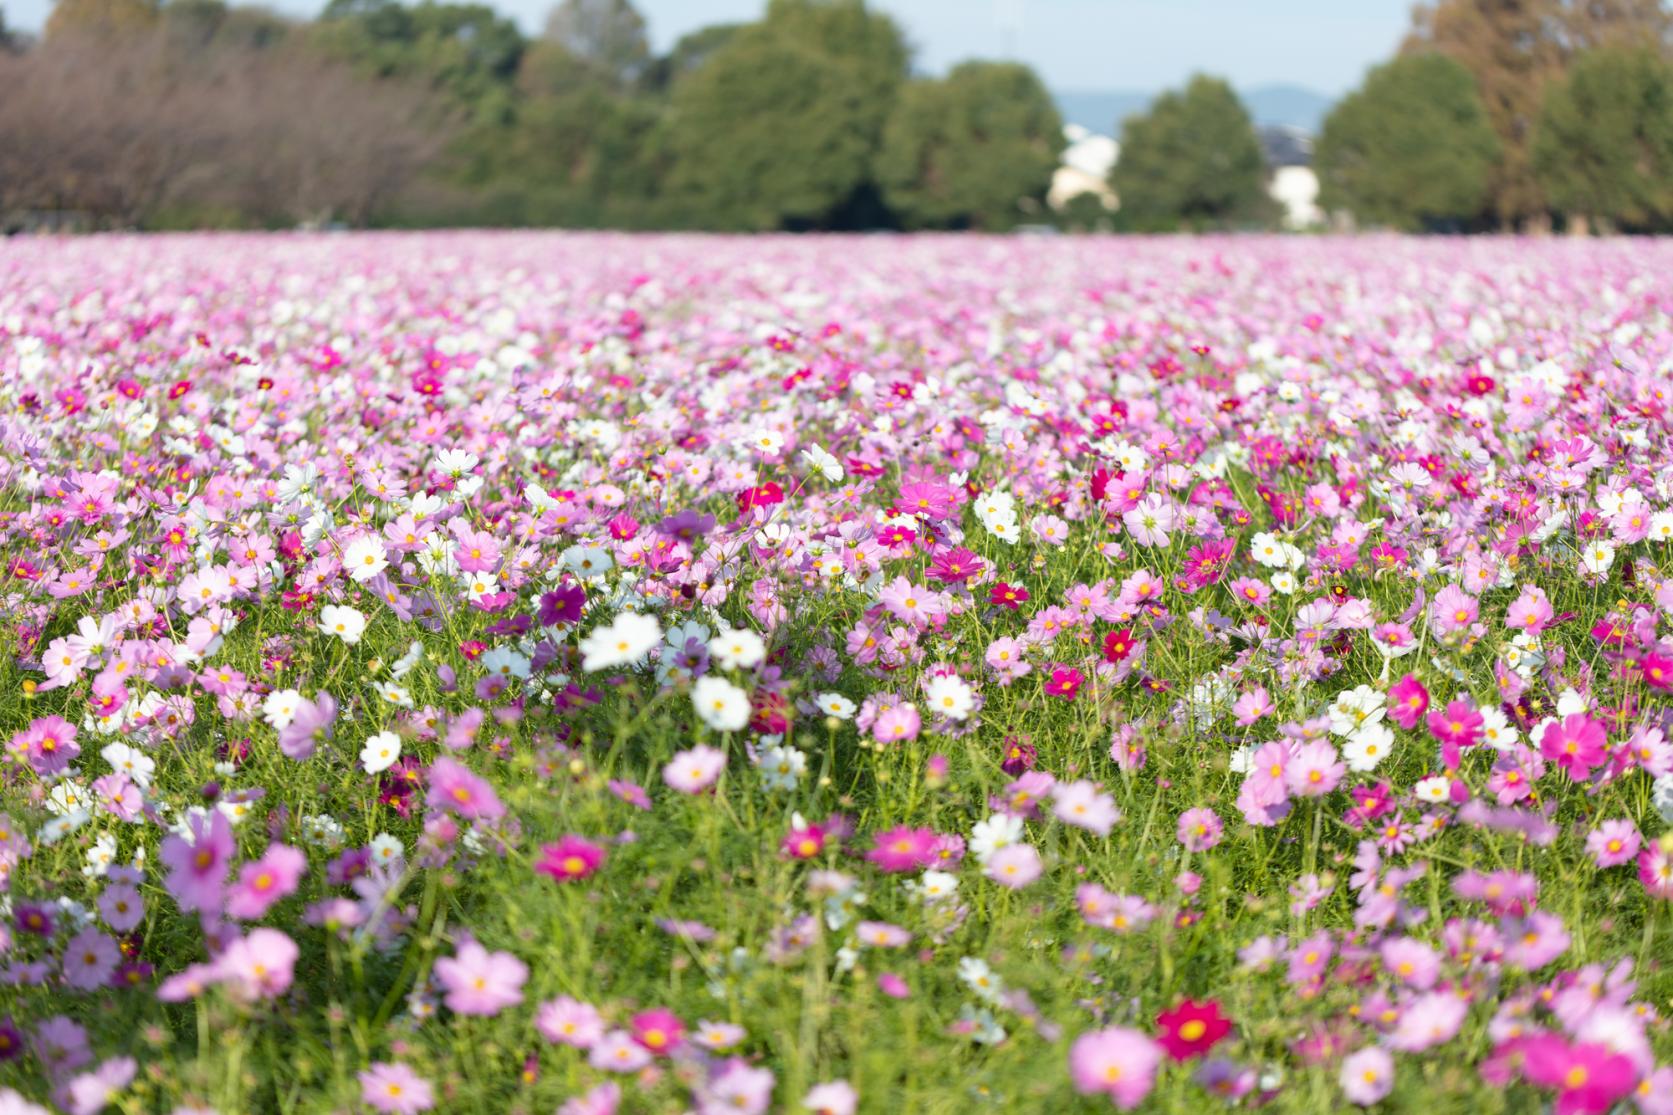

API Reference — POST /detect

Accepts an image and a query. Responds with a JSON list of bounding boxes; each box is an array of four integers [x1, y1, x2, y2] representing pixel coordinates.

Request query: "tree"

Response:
[[1315, 53, 1499, 231], [44, 0, 159, 39], [643, 22, 741, 91], [1534, 46, 1673, 231], [877, 61, 1062, 230], [1403, 0, 1672, 228], [666, 0, 909, 229], [312, 0, 524, 122], [542, 0, 647, 89], [1109, 75, 1272, 230]]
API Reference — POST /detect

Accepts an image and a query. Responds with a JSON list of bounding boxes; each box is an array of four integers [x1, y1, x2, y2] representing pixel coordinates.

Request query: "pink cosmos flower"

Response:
[[159, 809, 234, 914], [434, 940, 527, 1016], [1640, 839, 1673, 899], [61, 929, 120, 991], [663, 744, 727, 793], [1586, 820, 1641, 869], [1428, 698, 1483, 768], [629, 1007, 685, 1054], [589, 1030, 653, 1073], [866, 826, 939, 873], [1069, 1026, 1162, 1109], [1380, 937, 1441, 989], [226, 843, 307, 920], [536, 996, 605, 1048], [1540, 714, 1608, 779], [1339, 1046, 1394, 1105], [426, 756, 505, 821], [535, 835, 606, 883], [1505, 584, 1553, 634], [1176, 807, 1223, 851], [557, 1082, 622, 1115], [1045, 666, 1084, 699], [218, 928, 300, 1000], [1285, 740, 1345, 797], [985, 844, 1043, 889], [1430, 584, 1479, 636], [871, 702, 922, 743], [1521, 1034, 1638, 1115], [1051, 780, 1120, 835], [803, 1081, 858, 1115], [1232, 686, 1274, 725], [1388, 675, 1430, 729], [359, 1062, 434, 1115]]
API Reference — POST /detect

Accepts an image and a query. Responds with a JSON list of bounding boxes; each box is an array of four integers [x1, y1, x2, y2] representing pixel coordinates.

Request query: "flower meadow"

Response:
[[1, 232, 1673, 1114]]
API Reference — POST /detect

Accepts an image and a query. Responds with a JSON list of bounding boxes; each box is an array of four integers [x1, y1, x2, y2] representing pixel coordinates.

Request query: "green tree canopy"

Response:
[[542, 0, 648, 90], [1533, 45, 1673, 231], [665, 0, 908, 230], [313, 0, 524, 121], [877, 61, 1062, 230], [1109, 74, 1271, 230], [1315, 52, 1500, 230]]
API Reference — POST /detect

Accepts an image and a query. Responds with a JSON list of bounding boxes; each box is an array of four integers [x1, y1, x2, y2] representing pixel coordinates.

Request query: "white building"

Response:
[[1048, 124, 1119, 211]]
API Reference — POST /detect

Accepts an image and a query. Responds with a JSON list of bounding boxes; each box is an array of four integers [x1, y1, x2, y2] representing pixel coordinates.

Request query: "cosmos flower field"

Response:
[[1, 232, 1672, 1114]]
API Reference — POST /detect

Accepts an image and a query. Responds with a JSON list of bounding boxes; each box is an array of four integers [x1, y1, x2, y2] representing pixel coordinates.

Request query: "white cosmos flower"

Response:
[[815, 692, 856, 719], [319, 604, 367, 645], [799, 444, 844, 482], [579, 612, 661, 672], [692, 675, 751, 732], [1343, 723, 1394, 772], [101, 742, 155, 787], [924, 674, 974, 721], [360, 731, 402, 774], [342, 534, 389, 583], [263, 688, 304, 730], [968, 813, 1024, 866], [709, 627, 766, 670]]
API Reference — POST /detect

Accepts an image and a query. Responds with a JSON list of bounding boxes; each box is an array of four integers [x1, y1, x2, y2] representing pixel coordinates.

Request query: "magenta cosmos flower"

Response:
[[1539, 714, 1607, 779], [1069, 1026, 1162, 1109], [535, 835, 606, 883], [1387, 675, 1430, 729], [434, 940, 527, 1016]]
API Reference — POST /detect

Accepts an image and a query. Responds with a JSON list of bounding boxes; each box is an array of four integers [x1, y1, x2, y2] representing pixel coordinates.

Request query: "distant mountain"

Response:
[[1054, 84, 1335, 137]]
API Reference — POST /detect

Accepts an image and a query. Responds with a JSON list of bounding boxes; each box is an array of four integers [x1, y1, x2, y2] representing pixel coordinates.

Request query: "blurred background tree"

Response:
[[876, 62, 1063, 230], [1402, 0, 1673, 230], [664, 0, 908, 230], [1316, 53, 1499, 231], [1533, 46, 1673, 233], [1110, 74, 1273, 230], [5, 0, 1673, 233]]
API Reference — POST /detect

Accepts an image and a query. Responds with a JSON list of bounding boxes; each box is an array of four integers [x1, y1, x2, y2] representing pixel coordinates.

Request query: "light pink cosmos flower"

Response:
[[358, 1062, 434, 1115], [663, 744, 727, 793], [1339, 1046, 1394, 1105], [536, 996, 605, 1048], [1051, 779, 1120, 835], [218, 928, 300, 1000], [985, 844, 1043, 889], [1285, 740, 1345, 797], [1586, 819, 1641, 868], [226, 843, 307, 920], [1069, 1026, 1162, 1109], [434, 940, 527, 1016]]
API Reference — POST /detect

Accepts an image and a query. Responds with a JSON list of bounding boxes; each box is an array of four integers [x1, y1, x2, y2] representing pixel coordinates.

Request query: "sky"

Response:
[[4, 0, 1416, 96]]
